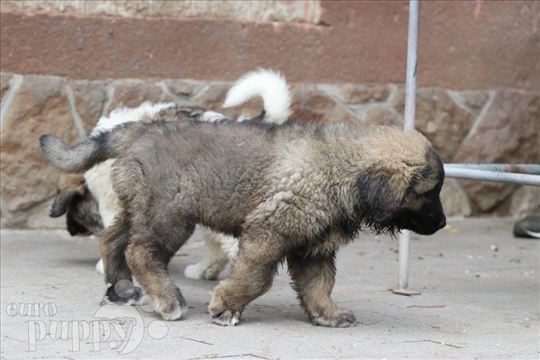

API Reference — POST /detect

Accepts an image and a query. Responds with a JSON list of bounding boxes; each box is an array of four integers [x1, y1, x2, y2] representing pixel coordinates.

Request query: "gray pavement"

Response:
[[1, 218, 539, 359]]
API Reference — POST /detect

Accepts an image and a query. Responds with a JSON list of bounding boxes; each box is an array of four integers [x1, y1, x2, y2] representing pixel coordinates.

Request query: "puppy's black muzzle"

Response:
[[391, 197, 446, 236], [410, 199, 446, 235]]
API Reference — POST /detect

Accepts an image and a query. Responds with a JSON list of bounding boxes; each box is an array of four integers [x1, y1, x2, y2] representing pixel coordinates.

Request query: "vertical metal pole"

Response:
[[403, 0, 419, 132], [396, 0, 419, 294]]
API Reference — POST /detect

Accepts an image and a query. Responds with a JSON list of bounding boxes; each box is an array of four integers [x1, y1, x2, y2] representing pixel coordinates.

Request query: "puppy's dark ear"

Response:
[[357, 171, 408, 223], [66, 211, 90, 236], [50, 190, 82, 217]]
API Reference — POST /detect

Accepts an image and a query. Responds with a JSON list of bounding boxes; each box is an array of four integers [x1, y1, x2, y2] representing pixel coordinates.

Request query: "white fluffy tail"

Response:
[[223, 69, 291, 125]]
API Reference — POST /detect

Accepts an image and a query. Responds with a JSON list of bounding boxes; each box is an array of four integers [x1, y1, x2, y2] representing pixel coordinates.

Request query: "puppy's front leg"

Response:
[[287, 250, 357, 327], [208, 228, 284, 326]]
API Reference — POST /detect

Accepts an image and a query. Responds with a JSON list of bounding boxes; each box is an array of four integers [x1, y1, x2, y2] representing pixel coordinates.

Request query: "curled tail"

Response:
[[40, 130, 118, 173], [223, 69, 292, 125]]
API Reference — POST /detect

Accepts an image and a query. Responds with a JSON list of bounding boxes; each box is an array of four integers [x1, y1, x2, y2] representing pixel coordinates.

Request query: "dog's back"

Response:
[[114, 120, 275, 235]]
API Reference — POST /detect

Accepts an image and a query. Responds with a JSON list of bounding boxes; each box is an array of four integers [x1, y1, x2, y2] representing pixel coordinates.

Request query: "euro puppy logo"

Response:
[[40, 70, 446, 328]]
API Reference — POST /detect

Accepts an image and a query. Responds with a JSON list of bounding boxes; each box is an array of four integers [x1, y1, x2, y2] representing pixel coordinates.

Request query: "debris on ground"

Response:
[[444, 224, 460, 234], [404, 339, 464, 349]]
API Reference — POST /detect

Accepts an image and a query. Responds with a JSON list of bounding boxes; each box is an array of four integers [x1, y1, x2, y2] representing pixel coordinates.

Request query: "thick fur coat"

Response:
[[41, 71, 446, 328], [49, 70, 291, 279], [41, 122, 446, 327]]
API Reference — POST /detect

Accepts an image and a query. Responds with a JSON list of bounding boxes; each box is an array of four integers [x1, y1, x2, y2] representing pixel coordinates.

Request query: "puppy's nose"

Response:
[[438, 217, 446, 229]]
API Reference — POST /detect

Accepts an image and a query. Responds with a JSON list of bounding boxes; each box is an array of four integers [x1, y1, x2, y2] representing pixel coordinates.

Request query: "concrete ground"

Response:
[[1, 218, 539, 359]]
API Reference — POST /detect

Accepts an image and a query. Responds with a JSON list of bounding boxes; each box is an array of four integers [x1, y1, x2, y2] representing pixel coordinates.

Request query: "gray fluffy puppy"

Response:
[[48, 69, 292, 279], [40, 75, 446, 327]]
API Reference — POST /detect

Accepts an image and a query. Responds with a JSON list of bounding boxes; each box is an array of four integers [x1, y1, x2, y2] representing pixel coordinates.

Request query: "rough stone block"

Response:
[[391, 87, 476, 162], [441, 178, 472, 218], [455, 90, 540, 212], [0, 72, 12, 101], [25, 200, 67, 229], [291, 85, 356, 123], [339, 84, 391, 104], [105, 80, 171, 114], [450, 90, 490, 115], [0, 75, 81, 216], [362, 105, 402, 126], [165, 80, 205, 99], [510, 186, 540, 219], [68, 80, 107, 135]]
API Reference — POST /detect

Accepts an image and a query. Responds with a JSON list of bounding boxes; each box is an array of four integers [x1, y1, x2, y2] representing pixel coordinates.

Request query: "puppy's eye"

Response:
[[405, 186, 421, 199], [413, 188, 435, 200], [422, 185, 441, 198]]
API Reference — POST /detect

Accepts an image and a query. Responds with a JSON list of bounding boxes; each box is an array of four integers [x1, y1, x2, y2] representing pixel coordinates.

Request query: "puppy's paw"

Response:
[[158, 302, 187, 321], [211, 309, 241, 326], [184, 262, 223, 281], [184, 263, 204, 280], [103, 280, 143, 305], [200, 264, 223, 281], [95, 259, 104, 275], [208, 291, 241, 326], [333, 311, 358, 328], [311, 310, 357, 328], [152, 287, 188, 321]]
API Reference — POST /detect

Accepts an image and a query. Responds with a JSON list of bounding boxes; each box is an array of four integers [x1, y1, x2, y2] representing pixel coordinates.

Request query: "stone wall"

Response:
[[1, 73, 539, 228], [2, 2, 539, 90], [1, 1, 539, 229]]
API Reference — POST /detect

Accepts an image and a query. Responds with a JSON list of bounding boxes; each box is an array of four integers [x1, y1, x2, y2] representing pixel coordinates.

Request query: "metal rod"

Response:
[[403, 0, 419, 131], [398, 232, 411, 289], [398, 0, 419, 292], [445, 164, 540, 175], [444, 167, 540, 186]]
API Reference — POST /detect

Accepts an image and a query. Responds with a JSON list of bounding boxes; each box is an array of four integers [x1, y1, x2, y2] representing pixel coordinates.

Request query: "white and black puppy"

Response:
[[50, 69, 292, 280]]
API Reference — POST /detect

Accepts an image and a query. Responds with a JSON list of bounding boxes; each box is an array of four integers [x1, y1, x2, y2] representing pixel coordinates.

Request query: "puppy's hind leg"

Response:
[[287, 250, 357, 328], [184, 228, 231, 281], [126, 222, 194, 321], [100, 216, 142, 305]]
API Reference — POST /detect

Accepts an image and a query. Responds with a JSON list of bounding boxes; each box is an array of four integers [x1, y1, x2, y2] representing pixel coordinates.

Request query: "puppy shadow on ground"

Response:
[[55, 257, 101, 269], [242, 303, 308, 326], [47, 246, 460, 331]]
